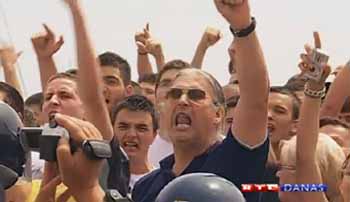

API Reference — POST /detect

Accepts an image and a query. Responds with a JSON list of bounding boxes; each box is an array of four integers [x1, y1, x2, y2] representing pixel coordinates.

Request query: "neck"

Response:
[[172, 139, 215, 176], [129, 156, 153, 175], [271, 141, 281, 161]]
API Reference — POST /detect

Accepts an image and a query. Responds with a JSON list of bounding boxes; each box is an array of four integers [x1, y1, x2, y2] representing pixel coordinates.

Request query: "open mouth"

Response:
[[122, 141, 139, 150], [175, 112, 192, 130], [267, 123, 275, 133]]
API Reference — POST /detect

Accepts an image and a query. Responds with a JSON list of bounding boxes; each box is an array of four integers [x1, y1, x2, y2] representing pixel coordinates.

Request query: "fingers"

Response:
[[53, 36, 64, 53], [43, 24, 55, 39], [145, 22, 150, 31], [57, 137, 74, 179], [313, 31, 321, 49], [54, 113, 84, 142], [304, 44, 313, 55], [57, 189, 72, 202]]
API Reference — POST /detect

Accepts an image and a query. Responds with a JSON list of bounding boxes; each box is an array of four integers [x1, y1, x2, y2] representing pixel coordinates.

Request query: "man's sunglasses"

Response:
[[166, 88, 207, 101]]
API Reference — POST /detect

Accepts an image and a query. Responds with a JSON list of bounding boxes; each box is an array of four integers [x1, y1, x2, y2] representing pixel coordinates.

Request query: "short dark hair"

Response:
[[341, 97, 350, 113], [0, 82, 24, 116], [319, 116, 350, 129], [138, 73, 158, 85], [226, 95, 240, 109], [155, 59, 191, 90], [111, 95, 158, 131], [270, 86, 301, 120], [25, 92, 43, 109], [284, 74, 308, 92], [99, 51, 131, 86]]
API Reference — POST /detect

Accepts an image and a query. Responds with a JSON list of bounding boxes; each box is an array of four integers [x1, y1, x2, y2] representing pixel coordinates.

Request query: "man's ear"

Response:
[[214, 106, 225, 125], [125, 85, 133, 96]]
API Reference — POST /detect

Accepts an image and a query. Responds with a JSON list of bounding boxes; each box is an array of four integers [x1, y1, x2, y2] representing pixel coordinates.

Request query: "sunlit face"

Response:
[[268, 93, 296, 144], [101, 66, 127, 112], [320, 125, 350, 148], [163, 70, 220, 148], [140, 82, 156, 105], [224, 107, 236, 135], [114, 109, 156, 159], [156, 69, 182, 137], [42, 78, 84, 121]]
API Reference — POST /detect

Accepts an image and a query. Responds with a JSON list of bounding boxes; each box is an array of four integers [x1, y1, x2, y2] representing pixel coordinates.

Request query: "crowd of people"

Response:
[[0, 0, 350, 202]]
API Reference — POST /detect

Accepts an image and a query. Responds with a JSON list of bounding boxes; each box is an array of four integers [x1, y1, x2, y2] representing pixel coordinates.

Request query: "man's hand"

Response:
[[298, 32, 331, 88], [54, 113, 104, 194], [200, 27, 222, 48], [135, 23, 151, 54], [0, 46, 22, 67], [214, 0, 251, 30], [145, 38, 163, 57], [31, 24, 64, 58]]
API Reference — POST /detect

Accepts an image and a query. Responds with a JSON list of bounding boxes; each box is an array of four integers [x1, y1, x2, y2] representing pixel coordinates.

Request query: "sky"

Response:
[[0, 0, 350, 98]]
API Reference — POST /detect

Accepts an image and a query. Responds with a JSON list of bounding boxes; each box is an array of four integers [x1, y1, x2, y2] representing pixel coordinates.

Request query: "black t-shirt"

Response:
[[132, 129, 269, 202]]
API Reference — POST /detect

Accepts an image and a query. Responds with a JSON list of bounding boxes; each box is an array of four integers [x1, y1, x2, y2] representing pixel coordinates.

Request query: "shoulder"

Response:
[[132, 169, 161, 198]]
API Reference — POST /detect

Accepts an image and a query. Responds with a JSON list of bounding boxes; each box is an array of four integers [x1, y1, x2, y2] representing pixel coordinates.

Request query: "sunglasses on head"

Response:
[[166, 88, 207, 101]]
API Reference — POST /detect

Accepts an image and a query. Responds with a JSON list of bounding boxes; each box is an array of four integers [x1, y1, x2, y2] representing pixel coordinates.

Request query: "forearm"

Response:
[[37, 57, 58, 90], [154, 53, 165, 72], [320, 67, 350, 117], [137, 54, 153, 77], [296, 93, 321, 163], [3, 64, 23, 96], [234, 32, 269, 104], [191, 42, 208, 69], [69, 3, 113, 140], [231, 31, 269, 146]]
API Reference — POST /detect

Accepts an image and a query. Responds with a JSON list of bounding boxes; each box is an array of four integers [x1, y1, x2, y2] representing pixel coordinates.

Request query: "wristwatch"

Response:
[[104, 190, 132, 202], [229, 17, 256, 38], [82, 139, 112, 160]]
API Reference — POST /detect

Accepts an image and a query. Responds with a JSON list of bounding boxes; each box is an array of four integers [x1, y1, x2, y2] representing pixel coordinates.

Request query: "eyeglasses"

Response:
[[166, 88, 207, 102]]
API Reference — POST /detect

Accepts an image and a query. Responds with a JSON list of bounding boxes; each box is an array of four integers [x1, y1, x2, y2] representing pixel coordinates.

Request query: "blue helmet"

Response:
[[155, 173, 245, 202]]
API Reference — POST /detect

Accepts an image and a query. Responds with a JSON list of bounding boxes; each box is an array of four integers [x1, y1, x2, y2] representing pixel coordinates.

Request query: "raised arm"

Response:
[[191, 27, 221, 69], [63, 0, 113, 140], [320, 64, 350, 117], [296, 32, 330, 202], [214, 0, 269, 147], [0, 46, 23, 96], [31, 24, 64, 90], [135, 24, 154, 77]]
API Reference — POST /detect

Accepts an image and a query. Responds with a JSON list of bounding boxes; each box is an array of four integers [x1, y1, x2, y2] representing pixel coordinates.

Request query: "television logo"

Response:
[[241, 184, 327, 192]]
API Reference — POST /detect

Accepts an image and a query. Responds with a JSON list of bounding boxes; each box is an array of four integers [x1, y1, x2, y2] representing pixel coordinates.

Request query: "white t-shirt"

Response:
[[148, 134, 173, 168], [31, 152, 44, 179]]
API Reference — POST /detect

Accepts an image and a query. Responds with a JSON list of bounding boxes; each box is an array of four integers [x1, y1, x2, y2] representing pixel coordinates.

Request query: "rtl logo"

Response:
[[241, 184, 279, 192]]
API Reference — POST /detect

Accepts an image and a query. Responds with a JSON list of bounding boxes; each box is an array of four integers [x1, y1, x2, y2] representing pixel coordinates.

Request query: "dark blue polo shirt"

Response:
[[132, 129, 269, 202]]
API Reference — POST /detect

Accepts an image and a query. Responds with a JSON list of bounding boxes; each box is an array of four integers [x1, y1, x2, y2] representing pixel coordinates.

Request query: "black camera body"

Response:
[[20, 123, 70, 162]]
